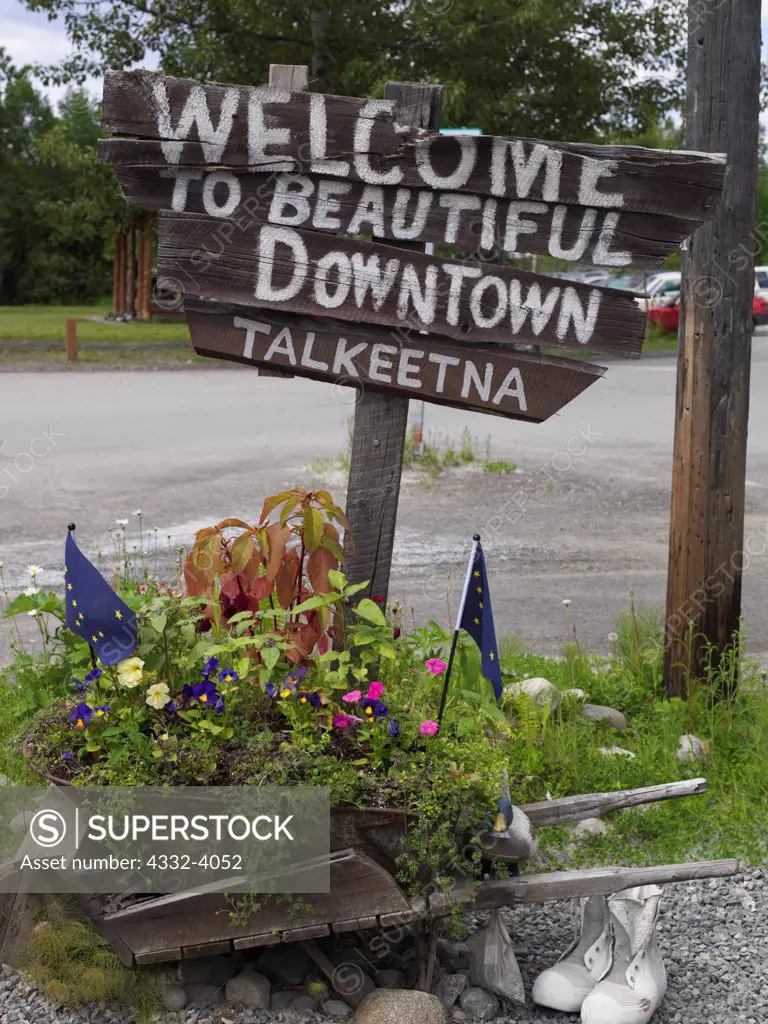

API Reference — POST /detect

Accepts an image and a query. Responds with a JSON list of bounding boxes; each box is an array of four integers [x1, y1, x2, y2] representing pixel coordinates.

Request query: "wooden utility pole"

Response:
[[664, 0, 761, 695], [343, 82, 443, 603]]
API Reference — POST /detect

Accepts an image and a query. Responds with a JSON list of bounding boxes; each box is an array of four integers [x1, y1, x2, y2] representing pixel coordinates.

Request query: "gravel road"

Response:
[[0, 871, 764, 1024]]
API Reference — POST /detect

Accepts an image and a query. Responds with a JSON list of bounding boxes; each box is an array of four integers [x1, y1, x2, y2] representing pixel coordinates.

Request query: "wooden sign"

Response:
[[100, 71, 725, 224], [184, 300, 605, 424], [158, 213, 645, 357], [115, 166, 699, 270]]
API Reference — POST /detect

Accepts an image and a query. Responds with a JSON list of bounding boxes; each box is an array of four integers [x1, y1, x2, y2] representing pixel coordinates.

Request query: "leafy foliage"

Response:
[[23, 0, 687, 140], [0, 52, 127, 304]]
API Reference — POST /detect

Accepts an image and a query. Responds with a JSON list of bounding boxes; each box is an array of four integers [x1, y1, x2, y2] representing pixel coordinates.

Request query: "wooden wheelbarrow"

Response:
[[79, 777, 739, 969]]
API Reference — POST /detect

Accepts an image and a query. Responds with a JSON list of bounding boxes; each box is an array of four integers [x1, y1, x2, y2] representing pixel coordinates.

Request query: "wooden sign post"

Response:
[[99, 67, 726, 605]]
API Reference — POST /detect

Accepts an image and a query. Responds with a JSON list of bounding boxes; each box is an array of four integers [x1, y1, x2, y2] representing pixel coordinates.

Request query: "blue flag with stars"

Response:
[[65, 529, 137, 666], [457, 538, 502, 700]]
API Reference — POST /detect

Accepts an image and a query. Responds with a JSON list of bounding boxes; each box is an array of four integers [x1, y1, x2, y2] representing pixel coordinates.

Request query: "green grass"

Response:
[[0, 303, 190, 344]]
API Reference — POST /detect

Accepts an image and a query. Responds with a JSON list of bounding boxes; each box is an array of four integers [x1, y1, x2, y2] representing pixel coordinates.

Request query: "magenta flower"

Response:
[[333, 713, 351, 729], [366, 682, 384, 700], [342, 690, 362, 703], [420, 720, 439, 736], [425, 658, 447, 676]]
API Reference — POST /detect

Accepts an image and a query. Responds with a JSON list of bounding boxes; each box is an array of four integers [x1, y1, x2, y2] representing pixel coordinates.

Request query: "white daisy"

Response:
[[27, 565, 43, 577], [115, 518, 128, 528], [24, 586, 39, 597]]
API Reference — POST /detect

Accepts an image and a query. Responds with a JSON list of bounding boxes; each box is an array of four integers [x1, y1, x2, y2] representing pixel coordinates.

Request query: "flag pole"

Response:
[[437, 534, 480, 728]]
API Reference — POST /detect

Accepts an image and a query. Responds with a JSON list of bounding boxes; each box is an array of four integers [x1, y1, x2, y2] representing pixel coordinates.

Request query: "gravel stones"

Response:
[[352, 990, 450, 1024]]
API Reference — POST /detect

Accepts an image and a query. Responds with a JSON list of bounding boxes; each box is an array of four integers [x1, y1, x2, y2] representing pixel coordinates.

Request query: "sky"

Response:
[[0, 0, 766, 116]]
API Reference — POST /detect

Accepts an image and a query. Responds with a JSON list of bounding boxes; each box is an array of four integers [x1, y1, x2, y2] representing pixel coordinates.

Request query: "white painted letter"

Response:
[[470, 276, 508, 329], [368, 343, 398, 383], [439, 194, 482, 244], [309, 94, 351, 177], [493, 368, 527, 411], [391, 189, 433, 240], [268, 173, 314, 227], [351, 253, 400, 310], [248, 87, 294, 171], [461, 361, 494, 401], [428, 351, 461, 393], [577, 158, 624, 208], [154, 81, 239, 163], [202, 171, 242, 218], [234, 317, 271, 360], [333, 339, 367, 376], [442, 264, 482, 325], [348, 186, 386, 236], [416, 136, 478, 189], [397, 348, 425, 388], [503, 201, 547, 253], [548, 205, 596, 262], [557, 287, 602, 344], [313, 180, 352, 231], [591, 212, 631, 266], [314, 250, 352, 308], [254, 226, 308, 303], [301, 333, 329, 371], [397, 264, 438, 324], [160, 169, 202, 211], [264, 327, 297, 365], [354, 100, 403, 185]]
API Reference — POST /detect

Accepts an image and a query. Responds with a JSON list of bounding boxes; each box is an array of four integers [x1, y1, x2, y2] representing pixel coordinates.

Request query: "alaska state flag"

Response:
[[457, 537, 503, 700], [64, 529, 137, 666]]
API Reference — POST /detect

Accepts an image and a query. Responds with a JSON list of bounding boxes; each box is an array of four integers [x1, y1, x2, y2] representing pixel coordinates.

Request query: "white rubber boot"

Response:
[[532, 894, 613, 1012], [581, 885, 667, 1024]]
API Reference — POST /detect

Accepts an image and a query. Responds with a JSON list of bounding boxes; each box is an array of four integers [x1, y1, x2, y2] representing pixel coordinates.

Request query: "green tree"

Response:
[[0, 52, 126, 304], [24, 0, 686, 140]]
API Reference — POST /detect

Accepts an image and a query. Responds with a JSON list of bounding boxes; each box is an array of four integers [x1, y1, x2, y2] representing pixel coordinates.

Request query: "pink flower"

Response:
[[333, 713, 350, 729], [366, 682, 384, 700], [425, 658, 447, 676], [342, 690, 362, 703], [420, 720, 439, 736]]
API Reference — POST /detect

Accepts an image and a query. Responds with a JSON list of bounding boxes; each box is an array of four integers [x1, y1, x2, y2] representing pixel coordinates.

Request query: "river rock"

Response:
[[434, 973, 468, 1007], [459, 987, 500, 1021], [677, 734, 708, 761], [573, 817, 611, 837], [224, 970, 270, 1008], [185, 983, 223, 1007], [504, 677, 561, 708], [290, 995, 317, 1010], [270, 990, 295, 1010], [323, 998, 353, 1017], [162, 983, 187, 1011], [583, 703, 628, 731], [353, 989, 450, 1024], [180, 955, 237, 987]]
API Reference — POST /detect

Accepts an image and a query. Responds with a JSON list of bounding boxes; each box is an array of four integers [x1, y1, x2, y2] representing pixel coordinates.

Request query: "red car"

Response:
[[648, 292, 768, 334]]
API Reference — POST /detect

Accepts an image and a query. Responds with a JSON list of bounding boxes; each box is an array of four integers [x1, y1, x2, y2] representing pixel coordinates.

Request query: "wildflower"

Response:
[[93, 704, 110, 719], [24, 586, 39, 597], [388, 719, 400, 737], [214, 697, 226, 714], [115, 519, 128, 528], [182, 683, 194, 698], [191, 680, 219, 706], [165, 700, 178, 715], [333, 713, 351, 729], [117, 656, 144, 688], [265, 682, 276, 698], [85, 668, 102, 683], [298, 691, 322, 708], [69, 703, 92, 730], [217, 668, 239, 685], [137, 582, 150, 595], [607, 632, 619, 643], [146, 683, 171, 710], [366, 682, 384, 700], [279, 676, 297, 699], [342, 690, 362, 703], [295, 666, 308, 679], [361, 698, 388, 719], [562, 598, 572, 608], [202, 656, 219, 678], [420, 720, 439, 736], [27, 565, 43, 578], [62, 750, 76, 763], [425, 658, 447, 676], [27, 610, 37, 617]]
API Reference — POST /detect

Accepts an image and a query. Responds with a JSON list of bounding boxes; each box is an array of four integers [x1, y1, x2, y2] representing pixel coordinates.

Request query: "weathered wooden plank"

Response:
[[283, 924, 331, 942], [332, 916, 379, 934], [99, 70, 726, 222], [159, 216, 645, 357], [184, 301, 605, 425], [471, 859, 740, 906], [182, 939, 233, 957], [520, 778, 709, 827], [115, 166, 698, 269], [135, 947, 182, 965], [233, 931, 282, 950]]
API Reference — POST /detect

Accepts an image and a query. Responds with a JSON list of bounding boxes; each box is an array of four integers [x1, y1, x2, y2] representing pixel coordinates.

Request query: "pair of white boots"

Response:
[[532, 885, 667, 1023]]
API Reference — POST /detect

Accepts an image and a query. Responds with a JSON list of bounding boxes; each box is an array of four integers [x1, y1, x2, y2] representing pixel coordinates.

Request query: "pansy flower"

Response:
[[74, 677, 88, 697], [265, 682, 277, 699], [69, 703, 92, 730], [295, 666, 308, 680], [191, 680, 219, 707], [214, 697, 225, 714], [92, 705, 110, 719], [85, 667, 102, 683], [388, 719, 400, 737], [298, 691, 323, 708], [201, 656, 220, 679], [217, 668, 239, 685], [146, 683, 171, 710], [165, 700, 178, 716], [279, 675, 297, 699], [361, 698, 388, 720], [62, 750, 76, 763]]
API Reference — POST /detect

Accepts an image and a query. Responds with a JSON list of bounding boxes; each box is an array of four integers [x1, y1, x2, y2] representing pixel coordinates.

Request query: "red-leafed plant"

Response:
[[184, 488, 350, 663]]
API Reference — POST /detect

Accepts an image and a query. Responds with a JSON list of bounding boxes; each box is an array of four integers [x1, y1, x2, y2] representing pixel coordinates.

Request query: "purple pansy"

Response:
[[388, 719, 400, 737], [69, 703, 92, 730], [85, 667, 102, 683], [265, 682, 277, 698], [214, 696, 225, 714], [191, 680, 219, 707], [201, 656, 219, 679], [62, 750, 76, 762], [217, 668, 239, 685], [360, 698, 388, 720]]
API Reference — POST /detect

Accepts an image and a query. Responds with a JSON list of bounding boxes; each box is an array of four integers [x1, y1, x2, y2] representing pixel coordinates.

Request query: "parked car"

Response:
[[635, 272, 682, 312], [649, 291, 768, 334]]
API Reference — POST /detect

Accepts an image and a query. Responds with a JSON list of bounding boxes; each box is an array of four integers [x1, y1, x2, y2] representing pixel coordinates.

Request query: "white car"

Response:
[[635, 272, 681, 312]]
